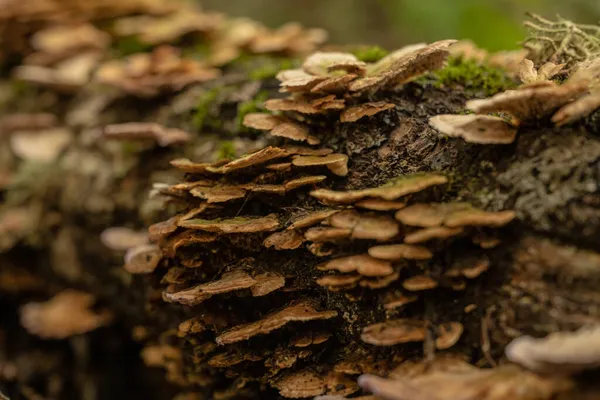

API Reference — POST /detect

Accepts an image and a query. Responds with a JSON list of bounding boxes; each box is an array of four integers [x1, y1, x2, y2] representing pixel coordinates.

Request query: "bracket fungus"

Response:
[[20, 290, 112, 339], [429, 114, 517, 144], [215, 302, 338, 345], [361, 319, 428, 346], [505, 326, 600, 375]]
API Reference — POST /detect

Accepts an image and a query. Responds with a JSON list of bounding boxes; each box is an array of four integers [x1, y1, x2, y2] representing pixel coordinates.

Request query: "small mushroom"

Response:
[[100, 227, 148, 251], [402, 275, 438, 291], [179, 214, 280, 234], [317, 254, 393, 277], [124, 244, 162, 274], [368, 244, 433, 261], [435, 322, 464, 350], [251, 272, 286, 296], [341, 102, 395, 123], [404, 227, 464, 244], [264, 230, 305, 250], [361, 319, 428, 346], [429, 115, 517, 144]]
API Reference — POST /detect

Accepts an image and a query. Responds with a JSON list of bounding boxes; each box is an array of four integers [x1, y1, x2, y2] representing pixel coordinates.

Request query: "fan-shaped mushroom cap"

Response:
[[435, 322, 464, 349], [163, 270, 256, 306], [251, 272, 286, 296], [273, 370, 326, 398], [429, 115, 517, 144], [552, 91, 600, 127], [287, 209, 341, 230], [361, 319, 428, 346], [466, 81, 588, 124], [292, 154, 349, 176], [317, 254, 394, 277], [100, 227, 148, 251], [395, 202, 471, 227], [404, 227, 464, 244], [505, 326, 600, 375], [264, 230, 305, 250], [311, 173, 447, 204], [302, 52, 366, 76], [341, 102, 395, 123], [216, 302, 337, 345], [124, 244, 162, 274], [402, 275, 438, 291], [368, 244, 433, 261], [179, 214, 280, 234]]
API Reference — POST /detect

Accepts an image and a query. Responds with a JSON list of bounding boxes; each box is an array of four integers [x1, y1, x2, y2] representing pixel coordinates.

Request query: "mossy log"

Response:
[[1, 4, 600, 400]]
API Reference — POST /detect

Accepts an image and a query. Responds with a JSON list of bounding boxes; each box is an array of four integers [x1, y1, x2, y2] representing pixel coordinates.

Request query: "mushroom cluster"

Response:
[[430, 57, 600, 144], [242, 40, 457, 141], [144, 121, 516, 397]]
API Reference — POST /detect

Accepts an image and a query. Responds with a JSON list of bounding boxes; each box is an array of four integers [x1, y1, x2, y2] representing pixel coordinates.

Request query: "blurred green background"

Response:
[[201, 0, 600, 51]]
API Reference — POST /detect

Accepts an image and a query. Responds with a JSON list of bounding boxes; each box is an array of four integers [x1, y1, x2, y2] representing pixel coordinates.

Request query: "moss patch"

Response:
[[351, 45, 388, 63], [425, 56, 516, 96], [217, 141, 237, 160], [112, 36, 153, 57], [192, 87, 221, 130], [236, 90, 269, 132]]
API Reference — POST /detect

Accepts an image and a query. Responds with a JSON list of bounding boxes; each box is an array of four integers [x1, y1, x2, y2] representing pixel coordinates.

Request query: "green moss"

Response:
[[351, 45, 389, 63], [192, 87, 221, 129], [113, 36, 153, 57], [236, 90, 269, 132], [428, 56, 516, 96], [249, 57, 296, 81], [217, 141, 237, 160]]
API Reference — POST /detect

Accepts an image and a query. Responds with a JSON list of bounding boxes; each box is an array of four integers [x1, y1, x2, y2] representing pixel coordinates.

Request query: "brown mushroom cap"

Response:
[[100, 227, 148, 251], [311, 173, 447, 204], [276, 69, 327, 92], [179, 214, 280, 234], [302, 52, 365, 76], [352, 215, 400, 241], [361, 319, 428, 346], [382, 293, 418, 310], [20, 290, 112, 339], [466, 81, 589, 124], [404, 227, 464, 244], [9, 127, 72, 162], [265, 98, 321, 114], [402, 275, 438, 291], [242, 113, 287, 130], [287, 209, 341, 230], [395, 202, 473, 227], [340, 102, 395, 123], [355, 199, 407, 211], [368, 244, 433, 261], [163, 270, 256, 306], [552, 91, 600, 127], [304, 227, 352, 242], [429, 114, 518, 144], [292, 154, 349, 177], [273, 370, 326, 398], [216, 302, 337, 345], [264, 230, 305, 250], [444, 209, 516, 228], [124, 244, 162, 274], [317, 254, 394, 277], [505, 326, 600, 375], [101, 122, 192, 146], [316, 274, 362, 290], [436, 322, 464, 350], [251, 272, 286, 297]]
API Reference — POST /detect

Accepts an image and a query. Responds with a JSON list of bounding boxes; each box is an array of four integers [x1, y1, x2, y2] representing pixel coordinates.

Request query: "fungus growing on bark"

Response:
[[263, 230, 305, 250], [179, 215, 280, 234], [435, 322, 464, 350], [505, 326, 600, 375], [317, 255, 393, 277], [273, 370, 327, 398], [361, 319, 428, 346], [100, 122, 192, 147], [310, 173, 448, 204], [403, 227, 465, 244], [368, 244, 433, 261], [164, 270, 257, 306], [123, 244, 162, 274], [9, 127, 73, 162], [215, 302, 337, 345], [429, 115, 517, 144], [402, 275, 438, 291], [95, 45, 220, 97], [100, 227, 148, 251], [358, 364, 570, 400], [20, 290, 112, 339], [517, 59, 565, 85], [340, 102, 396, 123]]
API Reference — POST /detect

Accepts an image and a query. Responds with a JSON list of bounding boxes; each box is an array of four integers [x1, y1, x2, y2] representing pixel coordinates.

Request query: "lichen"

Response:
[[425, 56, 516, 96], [351, 45, 388, 63]]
